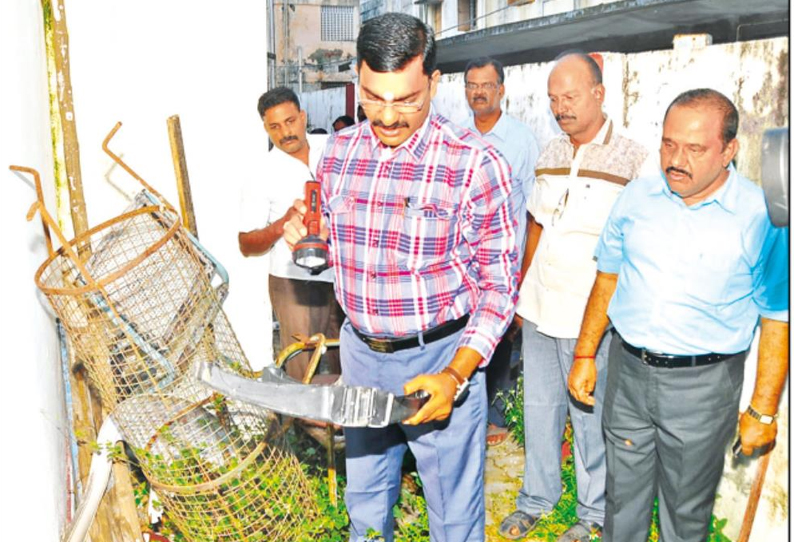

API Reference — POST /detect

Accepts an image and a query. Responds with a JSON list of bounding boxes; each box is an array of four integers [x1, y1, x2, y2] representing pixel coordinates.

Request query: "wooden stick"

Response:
[[737, 448, 773, 542], [167, 115, 198, 237]]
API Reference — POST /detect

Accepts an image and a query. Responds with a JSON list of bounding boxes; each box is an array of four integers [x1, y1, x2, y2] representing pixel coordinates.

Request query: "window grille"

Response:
[[321, 6, 355, 41]]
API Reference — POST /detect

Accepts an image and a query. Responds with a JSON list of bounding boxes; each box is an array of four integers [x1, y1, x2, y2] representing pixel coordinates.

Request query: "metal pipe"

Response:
[[61, 416, 123, 542], [8, 166, 54, 257]]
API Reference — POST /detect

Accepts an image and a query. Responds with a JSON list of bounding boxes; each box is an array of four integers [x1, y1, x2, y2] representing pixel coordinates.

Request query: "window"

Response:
[[321, 6, 356, 41], [457, 0, 476, 31]]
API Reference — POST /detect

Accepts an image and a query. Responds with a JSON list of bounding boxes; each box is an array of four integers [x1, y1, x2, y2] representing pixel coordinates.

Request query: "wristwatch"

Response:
[[746, 404, 778, 425], [442, 366, 470, 403]]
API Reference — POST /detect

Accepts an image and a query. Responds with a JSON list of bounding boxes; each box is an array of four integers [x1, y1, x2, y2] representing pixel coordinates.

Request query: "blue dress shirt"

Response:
[[595, 166, 789, 355], [462, 112, 540, 245]]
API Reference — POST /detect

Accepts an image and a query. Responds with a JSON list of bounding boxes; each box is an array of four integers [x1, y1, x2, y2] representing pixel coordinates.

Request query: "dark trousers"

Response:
[[268, 275, 344, 381], [602, 335, 746, 542], [485, 333, 519, 426]]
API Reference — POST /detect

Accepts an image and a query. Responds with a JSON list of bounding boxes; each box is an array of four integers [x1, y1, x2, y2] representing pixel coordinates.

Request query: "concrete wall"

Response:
[[0, 2, 68, 540], [274, 0, 358, 88]]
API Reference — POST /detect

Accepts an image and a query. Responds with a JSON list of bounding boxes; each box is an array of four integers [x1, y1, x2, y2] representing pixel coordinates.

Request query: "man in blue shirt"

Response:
[[568, 89, 789, 542], [462, 57, 540, 447]]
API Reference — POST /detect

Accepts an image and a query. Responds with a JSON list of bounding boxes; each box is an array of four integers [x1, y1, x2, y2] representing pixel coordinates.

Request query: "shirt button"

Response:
[[370, 272, 376, 279], [376, 201, 384, 207], [371, 240, 379, 247]]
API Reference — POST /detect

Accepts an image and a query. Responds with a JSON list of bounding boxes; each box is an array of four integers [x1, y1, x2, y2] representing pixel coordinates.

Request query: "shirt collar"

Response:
[[561, 114, 612, 147], [464, 110, 509, 142], [654, 164, 741, 214]]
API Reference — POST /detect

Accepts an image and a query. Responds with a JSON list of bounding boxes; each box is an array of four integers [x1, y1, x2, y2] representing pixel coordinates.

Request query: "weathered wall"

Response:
[[64, 1, 273, 370], [274, 0, 358, 87], [0, 1, 67, 540], [300, 86, 349, 132]]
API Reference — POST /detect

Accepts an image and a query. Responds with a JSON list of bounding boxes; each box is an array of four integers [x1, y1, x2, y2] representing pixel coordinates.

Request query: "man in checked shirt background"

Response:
[[284, 12, 520, 542]]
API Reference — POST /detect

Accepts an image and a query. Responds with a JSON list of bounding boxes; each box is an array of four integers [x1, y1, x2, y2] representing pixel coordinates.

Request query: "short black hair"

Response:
[[464, 57, 504, 84], [664, 88, 739, 145], [357, 13, 436, 76], [257, 87, 300, 119], [310, 128, 328, 134], [554, 50, 603, 86], [333, 115, 355, 128]]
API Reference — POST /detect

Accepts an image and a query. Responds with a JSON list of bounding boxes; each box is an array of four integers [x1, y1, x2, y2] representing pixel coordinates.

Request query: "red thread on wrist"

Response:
[[574, 355, 596, 360]]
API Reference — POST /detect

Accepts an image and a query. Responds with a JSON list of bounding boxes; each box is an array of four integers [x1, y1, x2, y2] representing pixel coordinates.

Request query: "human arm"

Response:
[[238, 206, 299, 256], [567, 271, 618, 406], [739, 318, 789, 455]]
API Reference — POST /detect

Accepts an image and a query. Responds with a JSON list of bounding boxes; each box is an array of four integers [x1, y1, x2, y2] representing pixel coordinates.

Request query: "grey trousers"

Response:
[[602, 336, 746, 542], [269, 275, 345, 381], [517, 322, 610, 525]]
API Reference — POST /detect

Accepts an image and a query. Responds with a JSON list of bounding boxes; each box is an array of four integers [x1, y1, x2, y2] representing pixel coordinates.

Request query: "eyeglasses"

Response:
[[551, 189, 569, 226], [465, 82, 500, 91], [358, 83, 430, 114]]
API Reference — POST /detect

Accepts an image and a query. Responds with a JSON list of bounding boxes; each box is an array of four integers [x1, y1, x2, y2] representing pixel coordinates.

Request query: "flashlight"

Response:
[[292, 180, 328, 272]]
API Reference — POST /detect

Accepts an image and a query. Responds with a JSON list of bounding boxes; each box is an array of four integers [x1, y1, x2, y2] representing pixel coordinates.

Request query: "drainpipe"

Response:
[[297, 46, 303, 95], [61, 417, 123, 542]]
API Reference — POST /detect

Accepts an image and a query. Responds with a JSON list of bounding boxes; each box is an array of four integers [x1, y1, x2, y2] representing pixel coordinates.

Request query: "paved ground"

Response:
[[484, 435, 526, 541]]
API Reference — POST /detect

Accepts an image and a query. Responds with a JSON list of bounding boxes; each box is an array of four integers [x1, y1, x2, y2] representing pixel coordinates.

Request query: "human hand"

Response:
[[282, 199, 330, 249], [567, 357, 596, 406], [401, 373, 458, 425], [738, 410, 777, 456]]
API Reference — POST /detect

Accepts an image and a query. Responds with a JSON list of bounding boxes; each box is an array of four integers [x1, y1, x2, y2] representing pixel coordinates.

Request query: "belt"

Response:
[[351, 314, 470, 354], [621, 339, 739, 368]]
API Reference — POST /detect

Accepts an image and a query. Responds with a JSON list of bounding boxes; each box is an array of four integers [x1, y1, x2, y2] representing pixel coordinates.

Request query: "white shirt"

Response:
[[515, 117, 657, 338], [239, 133, 334, 282]]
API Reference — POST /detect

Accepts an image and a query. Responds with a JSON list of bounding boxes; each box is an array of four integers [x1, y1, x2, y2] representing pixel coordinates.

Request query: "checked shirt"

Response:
[[317, 112, 520, 362]]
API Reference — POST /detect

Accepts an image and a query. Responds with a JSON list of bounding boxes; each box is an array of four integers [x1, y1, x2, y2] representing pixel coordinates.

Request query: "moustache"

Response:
[[665, 166, 692, 179], [372, 120, 409, 130], [473, 96, 488, 102], [279, 136, 299, 145], [555, 114, 576, 122]]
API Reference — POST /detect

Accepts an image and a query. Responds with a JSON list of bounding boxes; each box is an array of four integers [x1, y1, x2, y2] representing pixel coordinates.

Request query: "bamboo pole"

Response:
[[47, 1, 142, 539], [167, 115, 198, 237]]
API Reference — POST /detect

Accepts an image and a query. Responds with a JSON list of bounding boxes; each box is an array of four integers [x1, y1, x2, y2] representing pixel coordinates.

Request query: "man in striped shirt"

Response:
[[284, 12, 519, 542]]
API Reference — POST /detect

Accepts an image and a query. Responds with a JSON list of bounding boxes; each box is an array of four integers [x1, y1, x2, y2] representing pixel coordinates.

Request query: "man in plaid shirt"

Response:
[[285, 12, 519, 542]]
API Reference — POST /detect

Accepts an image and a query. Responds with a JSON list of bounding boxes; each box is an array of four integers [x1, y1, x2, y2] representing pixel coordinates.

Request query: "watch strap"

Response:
[[747, 404, 778, 425]]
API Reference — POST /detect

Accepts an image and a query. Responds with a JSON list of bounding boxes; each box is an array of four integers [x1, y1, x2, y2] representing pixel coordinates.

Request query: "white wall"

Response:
[[0, 2, 68, 540], [65, 1, 273, 370]]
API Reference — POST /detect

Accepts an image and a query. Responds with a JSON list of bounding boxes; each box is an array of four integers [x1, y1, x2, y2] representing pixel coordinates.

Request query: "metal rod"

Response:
[[8, 165, 54, 257], [101, 122, 175, 212]]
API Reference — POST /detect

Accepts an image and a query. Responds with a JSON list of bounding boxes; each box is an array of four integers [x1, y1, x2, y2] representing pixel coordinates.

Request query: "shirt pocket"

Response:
[[327, 194, 356, 256], [395, 201, 457, 271], [570, 182, 623, 236], [681, 240, 739, 306]]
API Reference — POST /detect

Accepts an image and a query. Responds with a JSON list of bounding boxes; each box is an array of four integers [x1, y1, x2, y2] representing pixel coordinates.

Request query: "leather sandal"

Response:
[[498, 510, 540, 540]]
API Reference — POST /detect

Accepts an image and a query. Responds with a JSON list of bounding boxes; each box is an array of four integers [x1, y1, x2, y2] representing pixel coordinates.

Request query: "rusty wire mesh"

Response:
[[35, 193, 317, 542]]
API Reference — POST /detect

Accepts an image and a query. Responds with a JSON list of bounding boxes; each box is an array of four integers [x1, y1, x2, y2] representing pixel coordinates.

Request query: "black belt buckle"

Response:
[[366, 337, 394, 354]]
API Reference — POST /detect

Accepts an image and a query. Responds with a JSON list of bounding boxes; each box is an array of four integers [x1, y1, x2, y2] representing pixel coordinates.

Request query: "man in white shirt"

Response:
[[499, 52, 655, 542], [239, 86, 343, 380], [461, 57, 540, 446]]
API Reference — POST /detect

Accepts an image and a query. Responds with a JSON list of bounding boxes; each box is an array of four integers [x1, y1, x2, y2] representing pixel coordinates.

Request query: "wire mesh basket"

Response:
[[35, 192, 317, 542]]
